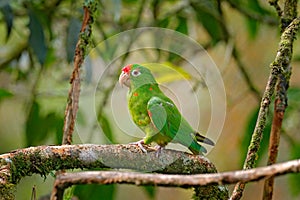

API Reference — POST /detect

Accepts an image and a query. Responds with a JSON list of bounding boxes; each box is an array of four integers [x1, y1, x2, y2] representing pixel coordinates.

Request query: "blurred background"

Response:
[[1, 0, 300, 199]]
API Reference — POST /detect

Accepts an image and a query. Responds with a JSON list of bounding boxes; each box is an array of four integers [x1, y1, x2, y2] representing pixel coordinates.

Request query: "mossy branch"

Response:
[[2, 144, 300, 199], [0, 144, 216, 185], [62, 1, 96, 145], [0, 144, 227, 199], [231, 16, 300, 200], [263, 1, 298, 199]]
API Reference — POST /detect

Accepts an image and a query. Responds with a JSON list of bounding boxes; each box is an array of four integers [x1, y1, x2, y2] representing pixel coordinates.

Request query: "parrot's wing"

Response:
[[147, 96, 183, 139], [147, 96, 214, 152], [147, 97, 169, 132]]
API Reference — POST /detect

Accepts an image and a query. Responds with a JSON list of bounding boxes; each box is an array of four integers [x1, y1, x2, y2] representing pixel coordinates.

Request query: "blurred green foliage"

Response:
[[25, 101, 63, 146], [74, 184, 115, 200], [1, 0, 300, 199], [0, 88, 13, 101]]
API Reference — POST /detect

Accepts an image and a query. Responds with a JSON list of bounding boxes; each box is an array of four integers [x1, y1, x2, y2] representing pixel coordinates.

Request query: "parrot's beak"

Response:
[[119, 71, 130, 87]]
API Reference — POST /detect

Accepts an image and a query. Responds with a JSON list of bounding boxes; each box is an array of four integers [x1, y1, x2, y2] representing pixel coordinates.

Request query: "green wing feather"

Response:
[[147, 96, 212, 154], [146, 97, 168, 132]]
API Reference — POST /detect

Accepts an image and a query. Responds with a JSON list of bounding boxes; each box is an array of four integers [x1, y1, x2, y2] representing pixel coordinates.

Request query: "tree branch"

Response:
[[53, 171, 229, 199], [0, 144, 221, 199], [62, 3, 96, 145], [0, 144, 216, 185], [54, 3, 97, 199], [53, 159, 300, 187], [2, 144, 300, 199], [263, 1, 298, 199], [231, 16, 300, 200]]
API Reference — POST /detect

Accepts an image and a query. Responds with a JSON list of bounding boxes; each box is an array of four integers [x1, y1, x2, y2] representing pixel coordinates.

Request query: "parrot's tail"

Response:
[[194, 132, 215, 146], [187, 132, 215, 155]]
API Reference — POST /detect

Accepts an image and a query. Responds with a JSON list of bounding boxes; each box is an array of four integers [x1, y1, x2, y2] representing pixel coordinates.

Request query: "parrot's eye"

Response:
[[131, 69, 141, 77]]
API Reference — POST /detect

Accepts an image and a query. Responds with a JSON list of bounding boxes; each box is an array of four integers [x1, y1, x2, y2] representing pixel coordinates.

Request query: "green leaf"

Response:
[[246, 18, 258, 39], [99, 114, 116, 144], [244, 0, 267, 39], [74, 184, 115, 200], [123, 0, 138, 4], [246, 0, 268, 14], [45, 112, 64, 145], [0, 88, 13, 102], [0, 0, 13, 41], [25, 101, 46, 146], [44, 47, 56, 68], [66, 18, 81, 63], [175, 16, 188, 35], [25, 101, 63, 146], [63, 186, 75, 200], [157, 17, 169, 28], [143, 186, 156, 199], [54, 115, 64, 145], [28, 8, 48, 65], [191, 0, 227, 44], [240, 107, 271, 167]]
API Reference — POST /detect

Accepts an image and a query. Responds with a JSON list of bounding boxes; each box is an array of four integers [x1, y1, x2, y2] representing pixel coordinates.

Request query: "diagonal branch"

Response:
[[54, 3, 97, 199], [263, 1, 298, 199], [62, 3, 96, 145], [231, 16, 300, 200]]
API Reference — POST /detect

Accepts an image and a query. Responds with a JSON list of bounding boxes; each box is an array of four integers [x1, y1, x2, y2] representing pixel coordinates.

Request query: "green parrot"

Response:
[[119, 64, 214, 154]]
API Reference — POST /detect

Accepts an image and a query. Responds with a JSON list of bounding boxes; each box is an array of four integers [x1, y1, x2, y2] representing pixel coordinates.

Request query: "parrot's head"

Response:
[[119, 64, 157, 89]]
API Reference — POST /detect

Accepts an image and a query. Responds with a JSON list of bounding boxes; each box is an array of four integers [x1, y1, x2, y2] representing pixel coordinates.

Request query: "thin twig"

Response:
[[280, 0, 298, 32], [231, 17, 300, 200], [88, 0, 147, 142], [31, 185, 36, 200], [53, 2, 96, 199], [263, 1, 298, 199], [62, 5, 94, 145], [53, 159, 300, 187]]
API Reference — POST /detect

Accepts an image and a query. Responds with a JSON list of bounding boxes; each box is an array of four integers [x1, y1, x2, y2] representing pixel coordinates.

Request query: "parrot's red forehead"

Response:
[[122, 64, 133, 74]]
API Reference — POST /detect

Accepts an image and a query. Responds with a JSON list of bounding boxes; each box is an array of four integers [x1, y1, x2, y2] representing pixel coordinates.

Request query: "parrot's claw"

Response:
[[154, 145, 164, 158], [130, 140, 147, 153]]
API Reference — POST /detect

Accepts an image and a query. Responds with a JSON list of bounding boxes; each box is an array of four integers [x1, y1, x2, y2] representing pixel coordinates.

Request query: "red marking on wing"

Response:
[[149, 87, 153, 91], [147, 110, 152, 118], [122, 64, 132, 74], [133, 92, 138, 96]]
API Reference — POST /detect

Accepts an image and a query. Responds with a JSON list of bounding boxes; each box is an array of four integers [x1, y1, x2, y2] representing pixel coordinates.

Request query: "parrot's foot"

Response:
[[154, 145, 165, 158], [130, 140, 147, 153]]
